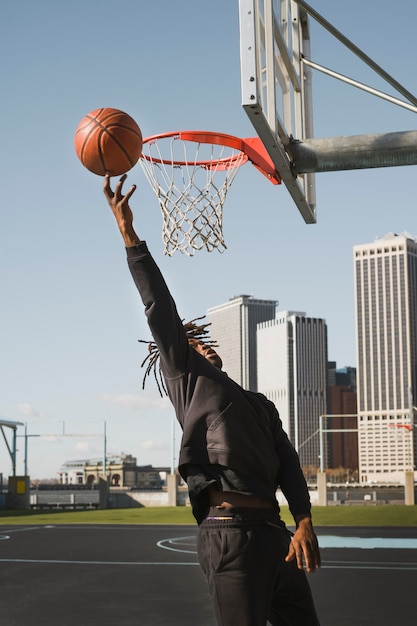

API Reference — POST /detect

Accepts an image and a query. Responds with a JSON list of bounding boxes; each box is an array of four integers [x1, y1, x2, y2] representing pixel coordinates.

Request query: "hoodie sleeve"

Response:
[[126, 242, 189, 377]]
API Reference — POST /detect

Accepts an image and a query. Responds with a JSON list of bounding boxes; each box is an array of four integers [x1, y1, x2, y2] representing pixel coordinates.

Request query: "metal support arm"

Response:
[[289, 130, 417, 174]]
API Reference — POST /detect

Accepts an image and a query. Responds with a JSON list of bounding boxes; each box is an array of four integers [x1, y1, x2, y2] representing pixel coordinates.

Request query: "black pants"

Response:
[[197, 507, 320, 626]]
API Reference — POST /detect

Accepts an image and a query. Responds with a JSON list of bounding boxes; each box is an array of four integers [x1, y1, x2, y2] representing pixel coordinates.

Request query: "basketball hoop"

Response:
[[139, 131, 280, 256], [388, 422, 413, 432]]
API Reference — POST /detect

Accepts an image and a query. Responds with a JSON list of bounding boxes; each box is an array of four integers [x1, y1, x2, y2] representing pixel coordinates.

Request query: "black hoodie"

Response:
[[127, 242, 311, 524]]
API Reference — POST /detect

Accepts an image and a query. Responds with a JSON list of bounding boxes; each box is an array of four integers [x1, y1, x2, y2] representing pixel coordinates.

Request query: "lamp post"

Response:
[[171, 415, 176, 475], [0, 419, 24, 476], [103, 421, 107, 477], [18, 420, 107, 480], [23, 425, 41, 476]]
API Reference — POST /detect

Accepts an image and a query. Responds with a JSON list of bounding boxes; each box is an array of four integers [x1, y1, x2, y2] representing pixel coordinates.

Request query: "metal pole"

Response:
[[408, 389, 413, 472], [289, 130, 417, 175], [301, 57, 417, 114], [319, 415, 324, 473], [12, 429, 17, 476], [293, 0, 417, 106], [171, 416, 175, 475], [24, 424, 28, 477], [103, 421, 107, 477]]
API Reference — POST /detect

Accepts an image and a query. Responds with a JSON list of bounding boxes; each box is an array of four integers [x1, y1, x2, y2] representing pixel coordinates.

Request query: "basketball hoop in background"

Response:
[[388, 422, 413, 432], [139, 131, 281, 256]]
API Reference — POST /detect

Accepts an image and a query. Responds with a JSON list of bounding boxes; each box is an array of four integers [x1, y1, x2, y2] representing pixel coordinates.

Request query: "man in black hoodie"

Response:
[[104, 173, 321, 626]]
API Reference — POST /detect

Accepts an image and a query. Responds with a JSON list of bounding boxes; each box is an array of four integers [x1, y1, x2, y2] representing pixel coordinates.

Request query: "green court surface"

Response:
[[1, 505, 416, 526]]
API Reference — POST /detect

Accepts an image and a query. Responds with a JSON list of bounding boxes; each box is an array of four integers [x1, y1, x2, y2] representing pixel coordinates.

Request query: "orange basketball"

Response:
[[74, 108, 143, 176]]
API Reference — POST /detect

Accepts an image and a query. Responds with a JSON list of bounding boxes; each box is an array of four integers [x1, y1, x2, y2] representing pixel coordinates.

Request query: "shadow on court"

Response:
[[0, 524, 416, 625]]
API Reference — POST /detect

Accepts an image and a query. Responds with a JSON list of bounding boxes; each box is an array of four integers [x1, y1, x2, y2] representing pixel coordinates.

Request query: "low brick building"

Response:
[[58, 454, 167, 489]]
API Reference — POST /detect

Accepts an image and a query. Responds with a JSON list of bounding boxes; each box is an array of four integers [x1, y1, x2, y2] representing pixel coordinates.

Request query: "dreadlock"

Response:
[[139, 316, 218, 397]]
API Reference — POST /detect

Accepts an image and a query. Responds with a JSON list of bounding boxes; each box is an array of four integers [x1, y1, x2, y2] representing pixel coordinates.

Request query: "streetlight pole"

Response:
[[18, 421, 107, 481], [103, 421, 107, 477], [319, 416, 324, 473], [171, 416, 176, 475]]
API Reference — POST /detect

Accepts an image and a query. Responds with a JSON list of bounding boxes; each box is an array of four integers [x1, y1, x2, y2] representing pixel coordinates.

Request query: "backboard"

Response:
[[239, 0, 316, 223]]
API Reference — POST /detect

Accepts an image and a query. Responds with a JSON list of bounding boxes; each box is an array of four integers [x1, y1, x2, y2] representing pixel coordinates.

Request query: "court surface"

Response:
[[1, 524, 416, 625]]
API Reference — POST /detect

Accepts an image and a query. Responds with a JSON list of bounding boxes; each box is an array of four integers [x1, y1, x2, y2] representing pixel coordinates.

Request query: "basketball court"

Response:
[[3, 3, 417, 624], [0, 524, 416, 625]]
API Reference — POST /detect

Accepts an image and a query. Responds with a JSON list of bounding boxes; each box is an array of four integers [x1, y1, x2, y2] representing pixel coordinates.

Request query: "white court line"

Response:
[[156, 534, 417, 553], [157, 536, 197, 554], [0, 557, 416, 571], [322, 563, 417, 571], [0, 558, 198, 566], [0, 526, 49, 540], [0, 526, 53, 533], [3, 529, 416, 571], [325, 559, 417, 567], [156, 535, 417, 570], [4, 526, 417, 549], [318, 536, 417, 549]]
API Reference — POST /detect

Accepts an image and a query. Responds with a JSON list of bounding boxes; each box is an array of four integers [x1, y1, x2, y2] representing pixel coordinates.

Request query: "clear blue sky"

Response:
[[1, 0, 416, 479]]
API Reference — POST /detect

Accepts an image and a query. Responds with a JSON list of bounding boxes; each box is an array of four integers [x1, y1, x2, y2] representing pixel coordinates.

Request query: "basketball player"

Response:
[[104, 173, 321, 626]]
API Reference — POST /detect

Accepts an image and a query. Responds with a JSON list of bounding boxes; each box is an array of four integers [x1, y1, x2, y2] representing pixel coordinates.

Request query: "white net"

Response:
[[139, 133, 247, 255]]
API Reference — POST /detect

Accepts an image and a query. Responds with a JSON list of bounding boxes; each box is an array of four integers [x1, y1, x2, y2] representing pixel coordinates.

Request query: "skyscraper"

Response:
[[207, 295, 277, 391], [354, 233, 417, 482], [257, 312, 328, 469], [327, 364, 358, 474]]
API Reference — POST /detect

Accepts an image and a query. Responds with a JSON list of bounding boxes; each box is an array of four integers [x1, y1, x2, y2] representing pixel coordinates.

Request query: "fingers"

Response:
[[288, 519, 321, 573], [303, 544, 320, 573], [103, 172, 113, 200], [285, 542, 295, 564], [284, 540, 306, 570], [124, 182, 137, 202], [285, 537, 321, 573], [113, 173, 127, 200], [103, 173, 136, 203]]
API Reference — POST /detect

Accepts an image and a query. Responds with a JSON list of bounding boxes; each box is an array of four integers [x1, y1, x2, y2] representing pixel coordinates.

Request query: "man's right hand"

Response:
[[103, 173, 141, 247]]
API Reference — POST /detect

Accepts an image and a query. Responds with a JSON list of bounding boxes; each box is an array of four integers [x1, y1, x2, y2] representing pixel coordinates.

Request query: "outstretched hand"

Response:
[[103, 173, 140, 247], [285, 516, 321, 573]]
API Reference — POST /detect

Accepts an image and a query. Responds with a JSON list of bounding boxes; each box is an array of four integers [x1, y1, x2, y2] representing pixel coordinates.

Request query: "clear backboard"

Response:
[[239, 0, 316, 223]]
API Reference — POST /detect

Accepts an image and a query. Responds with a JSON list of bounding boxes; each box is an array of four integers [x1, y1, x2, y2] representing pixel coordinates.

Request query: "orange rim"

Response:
[[141, 131, 281, 183]]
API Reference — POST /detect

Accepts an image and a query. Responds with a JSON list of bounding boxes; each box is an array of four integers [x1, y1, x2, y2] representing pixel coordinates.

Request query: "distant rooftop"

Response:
[[375, 231, 417, 242]]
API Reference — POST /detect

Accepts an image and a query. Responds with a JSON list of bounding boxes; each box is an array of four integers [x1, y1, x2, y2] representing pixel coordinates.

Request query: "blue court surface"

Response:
[[0, 524, 416, 625]]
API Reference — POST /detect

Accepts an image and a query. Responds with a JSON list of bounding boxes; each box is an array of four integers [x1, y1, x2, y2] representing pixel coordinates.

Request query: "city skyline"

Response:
[[257, 312, 328, 468], [355, 232, 417, 483], [4, 230, 417, 481], [4, 230, 417, 480], [208, 295, 277, 391], [1, 1, 417, 479]]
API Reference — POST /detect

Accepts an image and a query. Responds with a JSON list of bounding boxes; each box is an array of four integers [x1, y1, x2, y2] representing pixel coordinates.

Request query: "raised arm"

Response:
[[103, 174, 189, 378], [103, 173, 141, 247]]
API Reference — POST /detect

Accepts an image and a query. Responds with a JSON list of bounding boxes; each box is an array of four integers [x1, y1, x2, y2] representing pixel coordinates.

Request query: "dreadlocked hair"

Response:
[[139, 316, 218, 397]]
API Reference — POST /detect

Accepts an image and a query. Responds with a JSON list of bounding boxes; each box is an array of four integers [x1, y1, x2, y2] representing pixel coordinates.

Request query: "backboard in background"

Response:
[[239, 0, 316, 223]]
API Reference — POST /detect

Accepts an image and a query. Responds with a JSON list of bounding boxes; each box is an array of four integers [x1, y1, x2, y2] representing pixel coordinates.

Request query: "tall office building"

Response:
[[257, 312, 328, 469], [354, 233, 417, 482], [207, 295, 277, 391], [327, 363, 358, 474]]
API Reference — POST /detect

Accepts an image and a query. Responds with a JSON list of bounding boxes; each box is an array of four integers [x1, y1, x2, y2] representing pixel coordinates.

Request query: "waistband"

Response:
[[199, 505, 287, 530]]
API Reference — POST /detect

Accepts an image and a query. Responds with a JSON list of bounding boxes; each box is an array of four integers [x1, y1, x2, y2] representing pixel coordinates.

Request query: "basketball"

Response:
[[74, 108, 143, 176]]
